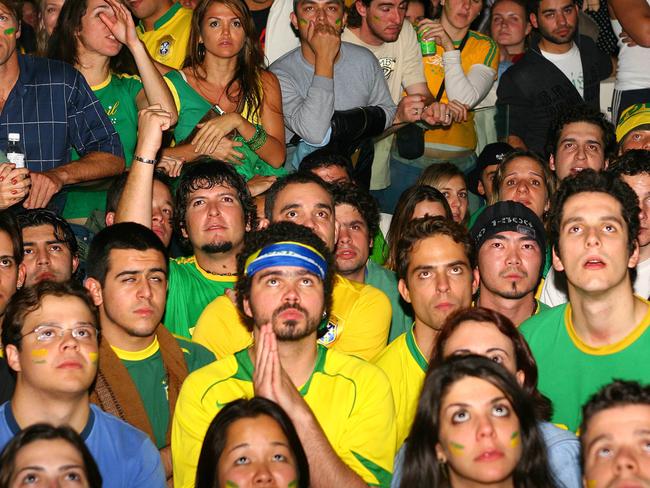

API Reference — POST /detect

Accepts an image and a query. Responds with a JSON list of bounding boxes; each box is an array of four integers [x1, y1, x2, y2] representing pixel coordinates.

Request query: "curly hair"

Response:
[[330, 182, 380, 242]]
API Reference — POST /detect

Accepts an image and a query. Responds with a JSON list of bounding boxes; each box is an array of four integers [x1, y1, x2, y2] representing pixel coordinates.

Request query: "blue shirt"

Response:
[[0, 402, 165, 488], [0, 55, 123, 172]]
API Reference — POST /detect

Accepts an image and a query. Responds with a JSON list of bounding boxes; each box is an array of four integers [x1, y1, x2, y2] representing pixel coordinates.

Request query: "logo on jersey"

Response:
[[318, 321, 339, 346], [158, 36, 174, 57], [378, 57, 396, 81]]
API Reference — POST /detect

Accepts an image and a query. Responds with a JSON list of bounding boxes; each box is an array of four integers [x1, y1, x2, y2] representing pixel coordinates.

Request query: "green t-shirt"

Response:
[[163, 255, 237, 338], [63, 73, 143, 219], [520, 300, 650, 432], [366, 259, 413, 343], [369, 230, 388, 266], [164, 70, 285, 181], [116, 334, 215, 448]]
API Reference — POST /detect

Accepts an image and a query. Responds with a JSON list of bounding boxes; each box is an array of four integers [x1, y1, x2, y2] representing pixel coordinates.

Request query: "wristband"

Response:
[[133, 155, 157, 165], [244, 124, 268, 152]]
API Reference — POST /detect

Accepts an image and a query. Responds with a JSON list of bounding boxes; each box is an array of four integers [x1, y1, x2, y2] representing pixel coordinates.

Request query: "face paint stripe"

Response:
[[4, 28, 15, 35], [449, 441, 465, 454], [89, 352, 98, 363], [510, 430, 520, 447], [31, 349, 48, 358], [225, 482, 240, 488]]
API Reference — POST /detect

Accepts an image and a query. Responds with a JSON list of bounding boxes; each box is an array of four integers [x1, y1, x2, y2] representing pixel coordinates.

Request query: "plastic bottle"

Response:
[[6, 133, 25, 169]]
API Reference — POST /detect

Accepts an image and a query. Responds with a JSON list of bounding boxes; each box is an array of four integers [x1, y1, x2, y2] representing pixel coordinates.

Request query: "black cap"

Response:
[[467, 142, 514, 196], [470, 201, 546, 278]]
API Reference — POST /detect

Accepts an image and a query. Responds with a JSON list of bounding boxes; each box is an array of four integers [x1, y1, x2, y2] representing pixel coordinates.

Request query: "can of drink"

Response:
[[417, 29, 437, 56]]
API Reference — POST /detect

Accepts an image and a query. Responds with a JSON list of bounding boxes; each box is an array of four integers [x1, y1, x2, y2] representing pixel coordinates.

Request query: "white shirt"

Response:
[[540, 43, 584, 98]]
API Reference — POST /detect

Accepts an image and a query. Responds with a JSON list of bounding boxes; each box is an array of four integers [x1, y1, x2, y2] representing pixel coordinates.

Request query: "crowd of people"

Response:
[[0, 0, 649, 485]]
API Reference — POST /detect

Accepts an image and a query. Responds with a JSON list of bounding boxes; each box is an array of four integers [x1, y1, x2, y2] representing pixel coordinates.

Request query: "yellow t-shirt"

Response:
[[136, 2, 192, 69], [192, 274, 392, 361], [171, 345, 396, 487], [373, 326, 427, 447], [422, 31, 498, 150]]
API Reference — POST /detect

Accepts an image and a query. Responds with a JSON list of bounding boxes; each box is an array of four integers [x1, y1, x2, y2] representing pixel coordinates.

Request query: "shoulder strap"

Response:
[[435, 31, 471, 102]]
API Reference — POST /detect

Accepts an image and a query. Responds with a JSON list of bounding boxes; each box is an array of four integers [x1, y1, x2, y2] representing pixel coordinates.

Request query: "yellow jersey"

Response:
[[422, 31, 498, 150], [373, 325, 428, 447], [192, 274, 391, 361], [136, 3, 192, 69], [171, 345, 396, 487]]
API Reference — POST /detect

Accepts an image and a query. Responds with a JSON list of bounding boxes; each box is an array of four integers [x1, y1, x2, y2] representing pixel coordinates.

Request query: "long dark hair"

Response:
[[195, 397, 310, 488], [185, 0, 265, 122], [400, 355, 555, 488], [46, 0, 137, 74], [0, 423, 102, 488], [432, 307, 553, 420], [385, 185, 452, 271]]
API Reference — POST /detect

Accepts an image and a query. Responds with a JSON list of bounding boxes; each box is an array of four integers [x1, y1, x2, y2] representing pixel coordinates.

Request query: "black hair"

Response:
[[235, 222, 334, 329], [196, 397, 310, 488], [47, 0, 137, 75], [400, 355, 555, 488], [330, 182, 380, 242], [86, 222, 168, 287], [580, 380, 650, 450], [528, 0, 575, 16], [0, 0, 19, 23], [175, 158, 257, 247], [385, 185, 453, 271], [607, 149, 650, 179], [0, 211, 23, 265], [16, 209, 78, 258], [546, 104, 617, 161], [0, 423, 102, 488], [263, 171, 333, 221], [105, 171, 173, 215], [395, 216, 474, 282], [549, 169, 640, 257], [2, 281, 99, 351], [298, 149, 353, 181]]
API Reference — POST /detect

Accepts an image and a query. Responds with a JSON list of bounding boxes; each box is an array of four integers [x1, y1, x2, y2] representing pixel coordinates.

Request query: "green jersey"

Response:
[[63, 73, 143, 219], [164, 70, 285, 181], [114, 335, 215, 448], [520, 299, 650, 432], [366, 260, 413, 343], [163, 255, 237, 338]]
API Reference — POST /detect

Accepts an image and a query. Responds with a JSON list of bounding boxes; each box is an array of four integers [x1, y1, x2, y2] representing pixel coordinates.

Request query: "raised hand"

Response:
[[100, 0, 140, 49]]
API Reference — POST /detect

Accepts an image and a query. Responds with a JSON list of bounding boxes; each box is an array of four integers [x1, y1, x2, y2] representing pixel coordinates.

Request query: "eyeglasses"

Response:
[[21, 325, 98, 344]]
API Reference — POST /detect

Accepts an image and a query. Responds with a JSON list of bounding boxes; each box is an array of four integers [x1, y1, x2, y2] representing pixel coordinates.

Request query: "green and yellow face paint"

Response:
[[88, 352, 98, 364], [449, 441, 465, 455], [225, 481, 240, 488], [30, 348, 48, 364], [288, 481, 298, 488], [4, 27, 15, 36], [510, 430, 520, 448], [298, 18, 309, 25]]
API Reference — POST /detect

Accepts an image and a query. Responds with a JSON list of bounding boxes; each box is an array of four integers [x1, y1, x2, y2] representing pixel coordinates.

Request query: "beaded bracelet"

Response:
[[245, 124, 268, 152]]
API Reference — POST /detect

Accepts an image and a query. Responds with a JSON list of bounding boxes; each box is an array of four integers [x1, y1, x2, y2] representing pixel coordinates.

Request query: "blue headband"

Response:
[[244, 241, 327, 280]]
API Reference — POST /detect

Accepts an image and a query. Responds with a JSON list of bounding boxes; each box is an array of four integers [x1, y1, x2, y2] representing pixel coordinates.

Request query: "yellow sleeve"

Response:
[[334, 283, 391, 361], [336, 364, 397, 487], [192, 296, 254, 359], [171, 370, 217, 488]]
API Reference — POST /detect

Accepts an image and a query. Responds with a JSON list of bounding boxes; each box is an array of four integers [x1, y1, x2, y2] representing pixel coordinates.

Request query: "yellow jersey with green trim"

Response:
[[163, 255, 237, 339], [171, 345, 396, 487], [192, 274, 391, 361], [136, 2, 192, 69], [373, 326, 428, 446], [421, 31, 498, 150], [520, 297, 650, 432]]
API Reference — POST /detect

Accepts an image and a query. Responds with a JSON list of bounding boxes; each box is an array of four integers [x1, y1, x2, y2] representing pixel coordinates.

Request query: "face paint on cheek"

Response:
[[88, 352, 98, 363], [510, 430, 520, 447], [288, 481, 298, 488], [225, 482, 241, 488], [372, 15, 381, 21], [4, 28, 15, 35], [335, 18, 341, 25], [586, 480, 597, 488], [298, 18, 309, 25], [31, 348, 48, 364], [449, 441, 465, 455]]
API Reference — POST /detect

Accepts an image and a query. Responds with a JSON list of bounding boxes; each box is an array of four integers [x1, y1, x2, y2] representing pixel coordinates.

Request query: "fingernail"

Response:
[[11, 190, 17, 195], [11, 179, 16, 185], [0, 177, 4, 182]]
